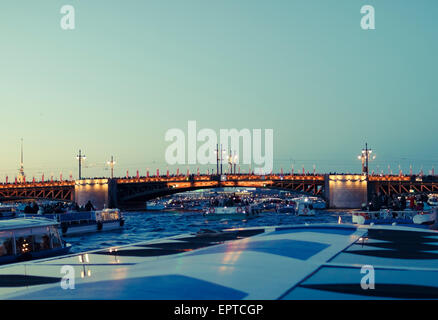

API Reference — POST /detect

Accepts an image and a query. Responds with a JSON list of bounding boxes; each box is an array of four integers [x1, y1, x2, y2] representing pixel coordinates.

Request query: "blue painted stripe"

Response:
[[274, 226, 357, 236], [12, 275, 248, 300], [186, 239, 329, 260]]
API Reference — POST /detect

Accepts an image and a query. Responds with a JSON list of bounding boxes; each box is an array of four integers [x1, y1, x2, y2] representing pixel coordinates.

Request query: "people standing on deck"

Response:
[[400, 195, 407, 210], [392, 195, 401, 211], [421, 193, 428, 203], [379, 193, 388, 208], [388, 196, 394, 209], [85, 201, 95, 211], [31, 202, 39, 214], [408, 195, 415, 209]]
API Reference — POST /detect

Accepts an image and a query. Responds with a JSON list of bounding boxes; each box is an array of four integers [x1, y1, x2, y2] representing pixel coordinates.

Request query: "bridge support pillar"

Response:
[[74, 178, 118, 210], [325, 175, 368, 209]]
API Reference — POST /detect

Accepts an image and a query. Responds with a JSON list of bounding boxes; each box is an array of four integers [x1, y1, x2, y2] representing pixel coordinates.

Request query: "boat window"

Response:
[[33, 233, 51, 251], [101, 210, 120, 221], [16, 235, 34, 255], [49, 227, 62, 248], [0, 232, 13, 257]]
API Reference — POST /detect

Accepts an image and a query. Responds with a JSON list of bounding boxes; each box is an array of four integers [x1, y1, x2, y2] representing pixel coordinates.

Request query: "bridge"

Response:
[[0, 181, 74, 202], [1, 173, 438, 209]]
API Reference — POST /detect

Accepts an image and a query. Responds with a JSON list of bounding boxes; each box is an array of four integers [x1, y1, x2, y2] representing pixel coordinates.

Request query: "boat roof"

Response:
[[0, 223, 437, 299], [0, 218, 58, 232]]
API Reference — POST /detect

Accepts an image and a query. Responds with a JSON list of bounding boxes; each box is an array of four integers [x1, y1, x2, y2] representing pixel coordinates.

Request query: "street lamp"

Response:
[[107, 156, 116, 179], [221, 149, 227, 175], [357, 143, 376, 176], [233, 153, 238, 174], [76, 150, 86, 180], [214, 144, 227, 175]]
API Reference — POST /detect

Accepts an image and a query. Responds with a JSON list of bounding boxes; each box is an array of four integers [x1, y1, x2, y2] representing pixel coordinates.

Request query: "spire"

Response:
[[18, 138, 25, 183]]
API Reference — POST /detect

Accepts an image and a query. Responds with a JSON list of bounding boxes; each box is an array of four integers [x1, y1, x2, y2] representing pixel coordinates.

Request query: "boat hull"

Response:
[[146, 205, 166, 211], [61, 220, 124, 236], [204, 213, 258, 220], [277, 207, 295, 214], [204, 206, 259, 220]]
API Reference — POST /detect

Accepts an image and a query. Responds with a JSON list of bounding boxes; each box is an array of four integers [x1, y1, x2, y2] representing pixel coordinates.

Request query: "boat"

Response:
[[203, 196, 259, 220], [353, 195, 437, 227], [295, 199, 316, 216], [0, 205, 18, 218], [428, 195, 438, 206], [308, 197, 327, 209], [255, 198, 283, 212], [180, 201, 208, 213], [2, 223, 438, 299], [292, 196, 326, 211], [146, 200, 167, 211], [352, 207, 437, 226], [203, 205, 259, 220], [20, 208, 125, 236], [0, 218, 71, 265], [276, 204, 296, 214]]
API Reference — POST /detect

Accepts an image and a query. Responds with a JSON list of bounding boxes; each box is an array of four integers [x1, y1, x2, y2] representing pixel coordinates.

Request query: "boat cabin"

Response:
[[0, 218, 70, 264]]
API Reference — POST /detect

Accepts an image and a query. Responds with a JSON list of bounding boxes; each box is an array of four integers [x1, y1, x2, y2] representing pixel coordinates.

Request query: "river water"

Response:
[[66, 210, 352, 254]]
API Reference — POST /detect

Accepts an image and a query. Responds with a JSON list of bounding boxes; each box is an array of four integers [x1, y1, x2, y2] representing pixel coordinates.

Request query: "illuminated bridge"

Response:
[[1, 174, 438, 209]]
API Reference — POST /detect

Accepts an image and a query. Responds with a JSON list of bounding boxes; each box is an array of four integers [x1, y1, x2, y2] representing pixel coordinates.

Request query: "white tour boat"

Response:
[[0, 218, 71, 264], [0, 204, 18, 218], [428, 195, 438, 207], [352, 207, 437, 226], [20, 208, 124, 236], [295, 199, 316, 216], [203, 205, 259, 220]]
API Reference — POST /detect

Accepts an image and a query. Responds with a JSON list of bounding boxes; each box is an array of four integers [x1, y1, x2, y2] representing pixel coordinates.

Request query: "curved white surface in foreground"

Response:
[[0, 223, 437, 300]]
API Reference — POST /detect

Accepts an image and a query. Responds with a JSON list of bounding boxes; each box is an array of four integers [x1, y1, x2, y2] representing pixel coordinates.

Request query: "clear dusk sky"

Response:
[[0, 0, 437, 179]]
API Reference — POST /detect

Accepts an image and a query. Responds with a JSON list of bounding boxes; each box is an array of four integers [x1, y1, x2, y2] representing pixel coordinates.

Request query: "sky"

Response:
[[0, 0, 437, 179]]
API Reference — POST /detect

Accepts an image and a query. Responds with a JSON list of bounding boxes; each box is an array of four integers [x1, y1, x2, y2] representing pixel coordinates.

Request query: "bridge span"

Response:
[[1, 174, 438, 210]]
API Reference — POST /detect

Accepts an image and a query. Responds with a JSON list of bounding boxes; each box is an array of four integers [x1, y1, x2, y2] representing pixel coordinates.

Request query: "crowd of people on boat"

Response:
[[366, 193, 428, 211], [209, 195, 251, 207], [23, 200, 95, 214], [23, 202, 40, 214]]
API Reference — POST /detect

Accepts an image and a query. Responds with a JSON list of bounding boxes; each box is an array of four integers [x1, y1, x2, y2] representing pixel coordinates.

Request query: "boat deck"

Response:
[[0, 223, 437, 299]]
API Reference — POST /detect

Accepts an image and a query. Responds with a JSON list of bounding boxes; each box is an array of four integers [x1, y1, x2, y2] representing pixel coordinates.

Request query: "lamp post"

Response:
[[357, 143, 376, 177], [215, 144, 219, 175], [107, 156, 116, 179], [233, 152, 238, 174], [227, 148, 234, 174], [221, 147, 227, 175], [76, 150, 86, 180], [18, 138, 25, 183], [215, 144, 227, 175]]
